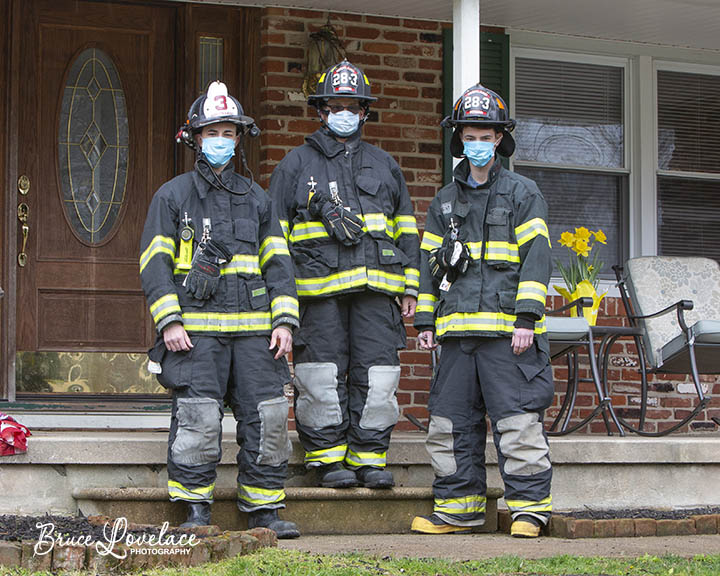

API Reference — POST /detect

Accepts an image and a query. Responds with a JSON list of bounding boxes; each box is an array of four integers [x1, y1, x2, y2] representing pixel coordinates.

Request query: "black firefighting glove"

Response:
[[308, 191, 365, 246], [184, 239, 232, 300], [429, 233, 471, 283]]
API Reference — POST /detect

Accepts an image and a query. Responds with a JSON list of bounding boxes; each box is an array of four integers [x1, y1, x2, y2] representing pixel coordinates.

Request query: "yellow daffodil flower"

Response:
[[593, 229, 607, 244], [574, 227, 592, 242], [573, 238, 591, 257], [559, 231, 575, 247]]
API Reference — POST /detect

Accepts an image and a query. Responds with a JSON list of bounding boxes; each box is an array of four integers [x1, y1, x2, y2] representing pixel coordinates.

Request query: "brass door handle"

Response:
[[18, 202, 29, 267]]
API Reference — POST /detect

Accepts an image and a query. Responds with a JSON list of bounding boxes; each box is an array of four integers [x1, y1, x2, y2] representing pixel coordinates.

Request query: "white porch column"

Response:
[[453, 0, 480, 100]]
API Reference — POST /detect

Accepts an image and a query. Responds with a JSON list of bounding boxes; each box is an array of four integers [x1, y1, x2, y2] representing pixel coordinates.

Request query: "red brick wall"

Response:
[[258, 7, 719, 435]]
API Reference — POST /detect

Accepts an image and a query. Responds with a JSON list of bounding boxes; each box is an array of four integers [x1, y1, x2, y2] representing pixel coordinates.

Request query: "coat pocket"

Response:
[[246, 278, 270, 310]]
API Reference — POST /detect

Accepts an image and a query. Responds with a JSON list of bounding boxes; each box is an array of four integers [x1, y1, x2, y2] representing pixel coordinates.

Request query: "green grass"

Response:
[[4, 549, 720, 576]]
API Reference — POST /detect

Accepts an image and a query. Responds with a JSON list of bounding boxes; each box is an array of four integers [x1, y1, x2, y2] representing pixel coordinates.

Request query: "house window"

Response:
[[512, 53, 629, 276], [656, 67, 720, 262]]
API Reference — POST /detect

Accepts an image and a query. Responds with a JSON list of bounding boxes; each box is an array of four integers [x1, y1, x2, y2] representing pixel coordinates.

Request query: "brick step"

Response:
[[72, 486, 504, 535]]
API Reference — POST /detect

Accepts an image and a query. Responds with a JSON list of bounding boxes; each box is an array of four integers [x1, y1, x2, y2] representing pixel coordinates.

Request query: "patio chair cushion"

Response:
[[546, 316, 590, 340], [625, 257, 720, 369], [658, 319, 720, 367]]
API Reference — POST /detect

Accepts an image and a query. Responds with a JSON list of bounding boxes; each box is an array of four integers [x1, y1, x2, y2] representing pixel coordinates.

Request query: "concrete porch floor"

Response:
[[2, 431, 719, 531]]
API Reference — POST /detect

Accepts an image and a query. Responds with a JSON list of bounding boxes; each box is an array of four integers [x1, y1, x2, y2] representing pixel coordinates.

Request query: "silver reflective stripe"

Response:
[[360, 366, 400, 431], [497, 413, 551, 476], [426, 415, 457, 477], [181, 312, 271, 332]]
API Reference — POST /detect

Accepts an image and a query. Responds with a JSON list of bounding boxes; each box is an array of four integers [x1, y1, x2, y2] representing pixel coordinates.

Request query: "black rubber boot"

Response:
[[248, 508, 300, 539], [355, 466, 394, 488], [317, 462, 358, 488], [180, 502, 211, 528]]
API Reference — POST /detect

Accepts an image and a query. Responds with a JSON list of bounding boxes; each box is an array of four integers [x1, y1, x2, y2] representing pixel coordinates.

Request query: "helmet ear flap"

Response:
[[450, 129, 465, 158]]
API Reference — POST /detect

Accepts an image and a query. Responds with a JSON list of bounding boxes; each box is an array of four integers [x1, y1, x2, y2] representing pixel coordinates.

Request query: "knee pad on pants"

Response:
[[497, 413, 551, 477], [360, 365, 400, 431], [294, 362, 342, 430], [426, 415, 457, 477], [257, 396, 292, 466], [171, 397, 222, 466]]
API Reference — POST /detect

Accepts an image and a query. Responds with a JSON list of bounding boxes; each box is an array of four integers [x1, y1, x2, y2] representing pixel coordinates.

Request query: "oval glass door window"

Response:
[[58, 47, 129, 245]]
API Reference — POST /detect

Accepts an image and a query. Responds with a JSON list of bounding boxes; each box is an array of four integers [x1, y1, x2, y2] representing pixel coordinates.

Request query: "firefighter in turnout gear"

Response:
[[140, 81, 300, 538], [269, 61, 421, 489], [410, 84, 554, 538]]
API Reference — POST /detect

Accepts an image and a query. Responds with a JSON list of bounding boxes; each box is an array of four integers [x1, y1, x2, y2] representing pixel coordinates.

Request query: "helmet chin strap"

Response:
[[195, 139, 254, 196]]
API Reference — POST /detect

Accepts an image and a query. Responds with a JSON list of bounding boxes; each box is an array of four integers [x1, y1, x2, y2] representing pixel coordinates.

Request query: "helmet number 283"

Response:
[[333, 71, 358, 87], [464, 95, 490, 110]]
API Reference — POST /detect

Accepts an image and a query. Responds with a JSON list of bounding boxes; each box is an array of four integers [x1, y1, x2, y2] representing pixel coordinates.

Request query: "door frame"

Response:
[[1, 0, 263, 405], [2, 0, 21, 401]]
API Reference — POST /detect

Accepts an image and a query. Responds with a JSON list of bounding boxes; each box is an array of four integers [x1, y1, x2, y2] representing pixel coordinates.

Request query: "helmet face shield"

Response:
[[443, 84, 516, 158]]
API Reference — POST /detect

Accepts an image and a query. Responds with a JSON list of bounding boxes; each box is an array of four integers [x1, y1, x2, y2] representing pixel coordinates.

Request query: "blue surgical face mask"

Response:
[[327, 110, 360, 137], [463, 140, 496, 167], [201, 136, 236, 168]]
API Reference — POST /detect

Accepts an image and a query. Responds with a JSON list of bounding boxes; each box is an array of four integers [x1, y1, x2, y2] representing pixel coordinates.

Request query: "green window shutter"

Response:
[[442, 31, 510, 184]]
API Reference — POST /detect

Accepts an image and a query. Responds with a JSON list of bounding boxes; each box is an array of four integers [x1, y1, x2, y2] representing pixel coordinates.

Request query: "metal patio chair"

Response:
[[614, 256, 720, 436], [546, 297, 624, 436]]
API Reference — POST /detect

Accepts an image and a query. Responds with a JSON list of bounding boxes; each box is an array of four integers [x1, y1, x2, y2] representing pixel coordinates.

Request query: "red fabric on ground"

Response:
[[0, 412, 31, 455]]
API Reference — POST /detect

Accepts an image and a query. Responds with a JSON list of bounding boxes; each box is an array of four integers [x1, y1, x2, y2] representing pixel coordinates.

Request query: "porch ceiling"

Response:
[[183, 0, 720, 51]]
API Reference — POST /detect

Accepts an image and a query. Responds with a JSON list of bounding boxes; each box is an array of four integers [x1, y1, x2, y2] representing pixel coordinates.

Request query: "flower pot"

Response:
[[554, 280, 607, 326]]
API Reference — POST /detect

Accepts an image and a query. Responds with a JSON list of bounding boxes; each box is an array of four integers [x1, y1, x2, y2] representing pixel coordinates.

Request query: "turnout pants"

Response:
[[427, 337, 554, 527], [293, 291, 406, 469], [161, 335, 292, 512]]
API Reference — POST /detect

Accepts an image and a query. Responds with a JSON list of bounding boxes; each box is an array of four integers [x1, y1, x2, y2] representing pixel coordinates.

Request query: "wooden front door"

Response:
[[14, 0, 176, 395]]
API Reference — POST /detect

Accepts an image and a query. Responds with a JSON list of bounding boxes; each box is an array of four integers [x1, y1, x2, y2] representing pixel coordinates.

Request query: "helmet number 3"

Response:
[[464, 95, 490, 110], [214, 95, 228, 111]]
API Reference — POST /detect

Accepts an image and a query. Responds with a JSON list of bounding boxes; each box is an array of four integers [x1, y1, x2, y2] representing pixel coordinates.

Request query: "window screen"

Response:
[[657, 69, 720, 262], [514, 56, 627, 275]]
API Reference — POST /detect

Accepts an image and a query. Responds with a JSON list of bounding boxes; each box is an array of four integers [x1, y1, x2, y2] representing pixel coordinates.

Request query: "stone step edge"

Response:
[[73, 486, 505, 502], [498, 510, 720, 538], [0, 527, 276, 572]]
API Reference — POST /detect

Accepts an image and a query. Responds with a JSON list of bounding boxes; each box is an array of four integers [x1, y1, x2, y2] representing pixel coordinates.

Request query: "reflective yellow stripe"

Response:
[[485, 241, 520, 262], [393, 215, 419, 239], [238, 484, 286, 505], [222, 254, 261, 276], [404, 267, 420, 289], [296, 267, 368, 297], [149, 294, 181, 322], [168, 480, 215, 501], [140, 235, 176, 273], [271, 296, 299, 321], [420, 231, 443, 252], [417, 293, 438, 314], [367, 268, 405, 294], [363, 213, 393, 238], [436, 312, 547, 337], [517, 281, 548, 304], [434, 495, 487, 515], [305, 444, 348, 465], [182, 311, 272, 332], [466, 241, 520, 263], [279, 219, 290, 242], [290, 221, 329, 243], [345, 449, 387, 468], [515, 217, 550, 247], [259, 236, 291, 268], [506, 495, 553, 513]]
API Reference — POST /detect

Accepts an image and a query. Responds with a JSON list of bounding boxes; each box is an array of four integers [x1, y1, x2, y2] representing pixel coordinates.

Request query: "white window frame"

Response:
[[510, 47, 631, 295]]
